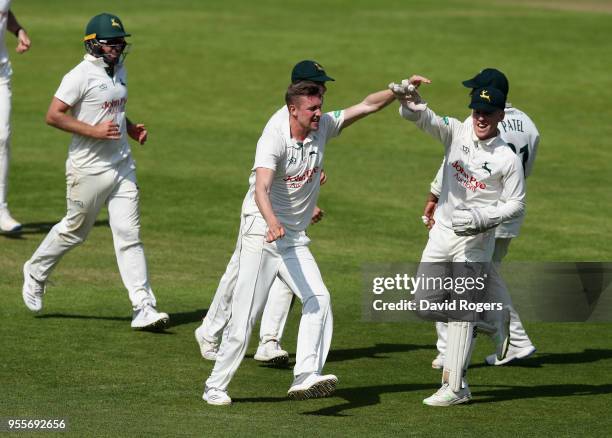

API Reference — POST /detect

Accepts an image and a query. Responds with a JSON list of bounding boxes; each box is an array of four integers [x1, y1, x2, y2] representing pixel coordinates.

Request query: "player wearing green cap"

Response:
[[22, 13, 169, 330]]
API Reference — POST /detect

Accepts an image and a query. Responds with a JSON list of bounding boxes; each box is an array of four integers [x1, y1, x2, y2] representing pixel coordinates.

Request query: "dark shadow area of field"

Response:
[[1, 219, 110, 239], [327, 343, 435, 363], [469, 348, 612, 369], [233, 383, 440, 416], [35, 308, 208, 332], [472, 383, 612, 404]]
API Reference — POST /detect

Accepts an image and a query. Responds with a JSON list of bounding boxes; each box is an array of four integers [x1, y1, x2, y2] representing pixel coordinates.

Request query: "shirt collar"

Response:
[[84, 53, 108, 68], [472, 130, 502, 149], [282, 114, 316, 146]]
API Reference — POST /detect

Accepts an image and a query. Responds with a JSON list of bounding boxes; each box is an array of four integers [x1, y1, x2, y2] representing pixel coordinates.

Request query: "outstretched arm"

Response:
[[341, 89, 396, 130]]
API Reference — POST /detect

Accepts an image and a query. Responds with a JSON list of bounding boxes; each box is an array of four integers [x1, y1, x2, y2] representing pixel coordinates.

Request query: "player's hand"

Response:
[[128, 123, 148, 145], [423, 200, 437, 230], [407, 75, 432, 88], [15, 29, 31, 54], [91, 119, 121, 140], [311, 206, 325, 224], [320, 170, 327, 185], [266, 221, 285, 243]]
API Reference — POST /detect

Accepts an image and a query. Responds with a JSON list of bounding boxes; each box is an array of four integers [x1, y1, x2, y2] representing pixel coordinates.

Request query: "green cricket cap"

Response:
[[84, 13, 130, 41], [469, 86, 506, 113], [291, 60, 334, 83], [462, 68, 509, 98]]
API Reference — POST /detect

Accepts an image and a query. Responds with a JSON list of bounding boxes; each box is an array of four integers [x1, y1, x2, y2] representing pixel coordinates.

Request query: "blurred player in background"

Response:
[[423, 69, 539, 368], [0, 1, 31, 233], [21, 13, 169, 330]]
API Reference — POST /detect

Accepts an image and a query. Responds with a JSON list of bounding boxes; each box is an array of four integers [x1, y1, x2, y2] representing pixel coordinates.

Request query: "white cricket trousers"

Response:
[[27, 158, 157, 309], [0, 64, 12, 210], [435, 237, 534, 354], [199, 233, 293, 345], [206, 215, 333, 391]]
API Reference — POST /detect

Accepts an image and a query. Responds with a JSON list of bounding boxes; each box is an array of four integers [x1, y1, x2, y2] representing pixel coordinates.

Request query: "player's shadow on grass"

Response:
[[233, 383, 439, 416], [35, 308, 208, 333], [327, 343, 435, 363], [469, 348, 612, 369], [472, 383, 612, 404], [1, 219, 110, 239]]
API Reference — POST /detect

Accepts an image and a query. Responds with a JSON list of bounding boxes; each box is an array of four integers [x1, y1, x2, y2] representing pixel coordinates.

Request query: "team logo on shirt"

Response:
[[482, 162, 492, 176], [451, 160, 487, 192]]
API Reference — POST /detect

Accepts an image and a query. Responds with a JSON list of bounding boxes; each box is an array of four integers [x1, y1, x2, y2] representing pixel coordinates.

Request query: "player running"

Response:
[[21, 13, 169, 330]]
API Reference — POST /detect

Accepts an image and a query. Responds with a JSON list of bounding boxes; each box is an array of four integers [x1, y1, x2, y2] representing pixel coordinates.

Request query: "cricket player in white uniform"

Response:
[[0, 1, 30, 232], [391, 76, 526, 406], [21, 13, 169, 330], [424, 69, 540, 368], [195, 61, 332, 365], [203, 80, 401, 406]]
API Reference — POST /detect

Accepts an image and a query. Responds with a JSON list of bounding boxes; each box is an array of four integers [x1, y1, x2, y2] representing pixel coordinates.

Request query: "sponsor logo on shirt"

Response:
[[451, 160, 486, 192], [102, 97, 127, 113], [283, 167, 320, 189]]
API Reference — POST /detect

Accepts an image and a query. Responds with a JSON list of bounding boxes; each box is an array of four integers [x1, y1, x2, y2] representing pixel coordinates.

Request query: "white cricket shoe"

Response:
[[22, 262, 46, 312], [254, 340, 289, 365], [485, 344, 536, 366], [203, 386, 232, 406], [287, 372, 338, 400], [0, 208, 21, 233], [423, 383, 472, 406], [194, 325, 218, 361], [431, 353, 445, 369], [131, 304, 169, 330]]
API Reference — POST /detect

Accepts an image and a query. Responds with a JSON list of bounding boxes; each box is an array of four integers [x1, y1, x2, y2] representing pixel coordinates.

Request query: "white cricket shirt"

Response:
[[0, 0, 11, 67], [429, 105, 540, 237], [401, 105, 526, 230], [55, 54, 132, 174], [241, 107, 344, 232]]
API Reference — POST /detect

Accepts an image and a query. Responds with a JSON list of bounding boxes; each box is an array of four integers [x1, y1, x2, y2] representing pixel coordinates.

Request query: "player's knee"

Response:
[[302, 292, 330, 316], [112, 223, 141, 249]]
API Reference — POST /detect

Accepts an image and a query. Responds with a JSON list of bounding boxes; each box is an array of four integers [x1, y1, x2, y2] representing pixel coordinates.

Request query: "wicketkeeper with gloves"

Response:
[[390, 76, 525, 406]]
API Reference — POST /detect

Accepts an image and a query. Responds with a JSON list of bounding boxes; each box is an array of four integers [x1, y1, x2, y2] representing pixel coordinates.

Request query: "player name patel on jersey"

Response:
[[500, 118, 524, 133]]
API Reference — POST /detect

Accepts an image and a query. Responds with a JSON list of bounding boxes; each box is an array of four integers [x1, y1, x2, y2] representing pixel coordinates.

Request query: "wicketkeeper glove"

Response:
[[451, 207, 501, 236], [389, 79, 428, 112]]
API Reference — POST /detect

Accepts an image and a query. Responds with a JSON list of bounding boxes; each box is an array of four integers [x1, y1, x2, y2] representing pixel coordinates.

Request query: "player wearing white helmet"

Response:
[[194, 61, 331, 365], [202, 77, 401, 406], [0, 1, 30, 233], [391, 75, 525, 406], [21, 13, 169, 330], [423, 69, 539, 369]]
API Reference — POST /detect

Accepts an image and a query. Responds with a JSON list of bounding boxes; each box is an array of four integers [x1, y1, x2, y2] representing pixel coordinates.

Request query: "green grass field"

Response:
[[1, 0, 612, 436]]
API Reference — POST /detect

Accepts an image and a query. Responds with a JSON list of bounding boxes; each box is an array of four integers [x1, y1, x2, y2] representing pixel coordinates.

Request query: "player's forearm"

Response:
[[361, 89, 396, 114], [254, 184, 280, 228], [6, 11, 23, 35], [46, 111, 96, 138], [493, 198, 525, 223]]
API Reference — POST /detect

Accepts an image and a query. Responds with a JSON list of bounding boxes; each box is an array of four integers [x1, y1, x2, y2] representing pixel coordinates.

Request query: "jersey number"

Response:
[[507, 143, 529, 174]]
